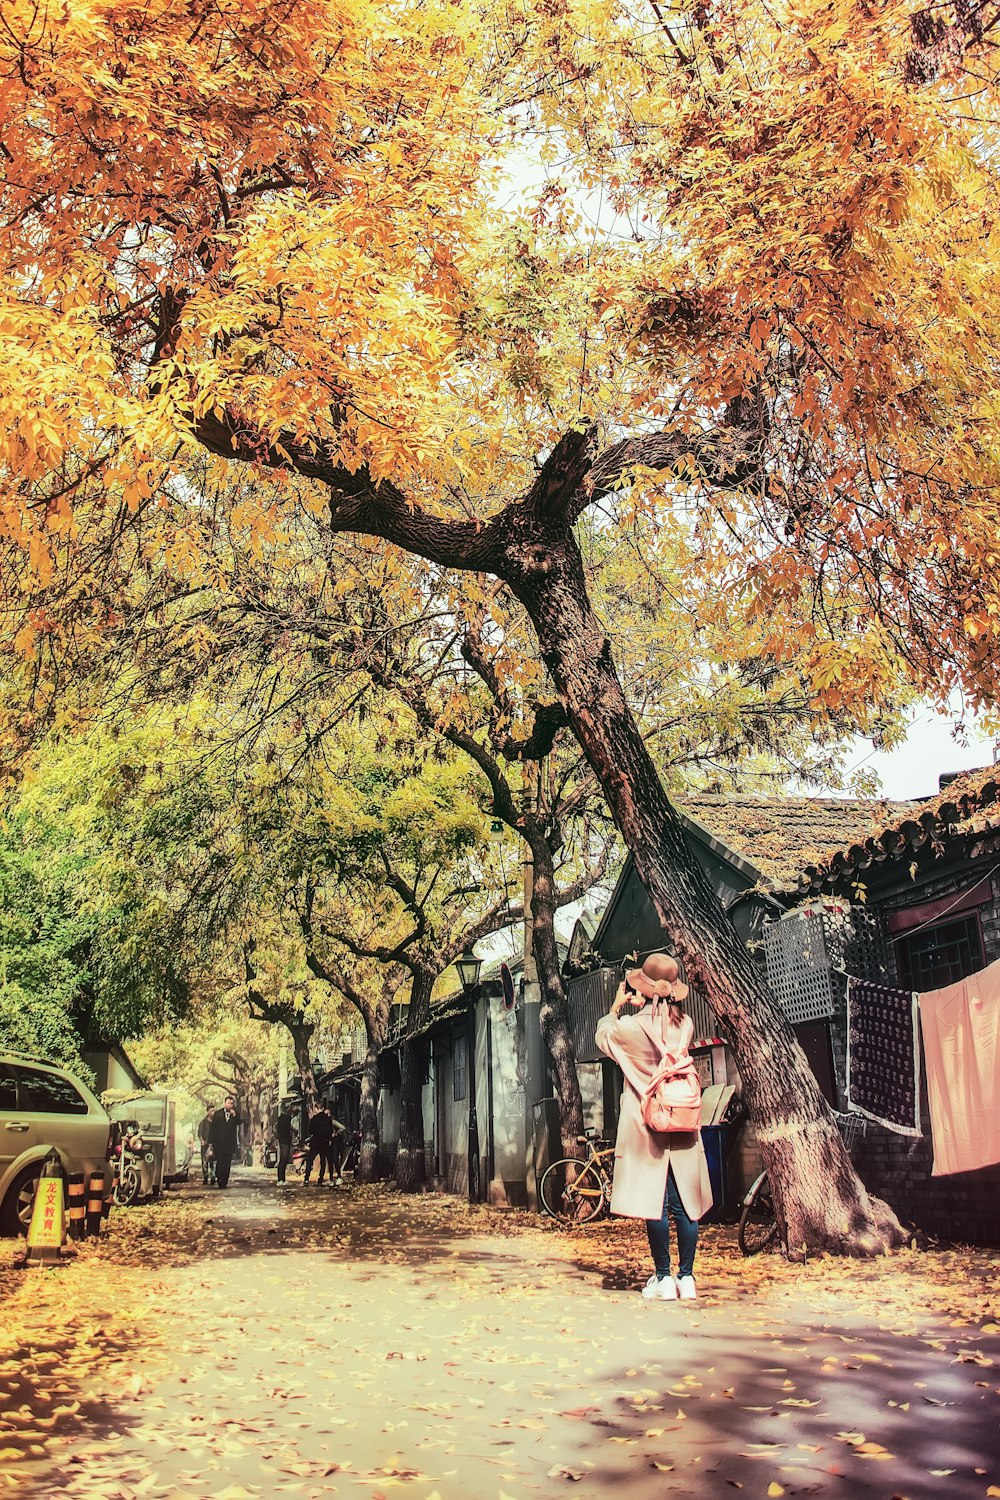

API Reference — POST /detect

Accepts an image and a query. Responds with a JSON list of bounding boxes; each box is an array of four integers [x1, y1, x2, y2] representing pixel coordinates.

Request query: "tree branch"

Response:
[[193, 407, 503, 571], [585, 421, 765, 512], [437, 890, 525, 970], [367, 652, 522, 827], [459, 629, 567, 761], [303, 944, 377, 1039]]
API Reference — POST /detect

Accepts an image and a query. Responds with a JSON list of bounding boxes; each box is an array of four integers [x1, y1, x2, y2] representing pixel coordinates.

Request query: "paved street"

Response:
[[1, 1171, 997, 1500]]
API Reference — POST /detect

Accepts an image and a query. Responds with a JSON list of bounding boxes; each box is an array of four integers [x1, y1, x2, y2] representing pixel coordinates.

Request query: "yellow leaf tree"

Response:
[[3, 0, 1000, 1250]]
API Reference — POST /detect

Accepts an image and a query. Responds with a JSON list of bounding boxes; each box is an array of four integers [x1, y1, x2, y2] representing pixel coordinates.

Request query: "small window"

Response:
[[0, 1068, 17, 1110], [15, 1065, 89, 1115], [896, 913, 985, 992], [453, 1033, 467, 1102]]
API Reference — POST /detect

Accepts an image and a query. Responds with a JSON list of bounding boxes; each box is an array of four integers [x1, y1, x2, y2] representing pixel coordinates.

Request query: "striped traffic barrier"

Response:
[[24, 1151, 66, 1265], [86, 1171, 105, 1237], [66, 1173, 86, 1242]]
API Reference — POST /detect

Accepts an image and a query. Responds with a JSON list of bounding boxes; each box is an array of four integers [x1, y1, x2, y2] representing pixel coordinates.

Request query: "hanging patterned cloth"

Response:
[[919, 958, 1000, 1176], [846, 977, 921, 1136]]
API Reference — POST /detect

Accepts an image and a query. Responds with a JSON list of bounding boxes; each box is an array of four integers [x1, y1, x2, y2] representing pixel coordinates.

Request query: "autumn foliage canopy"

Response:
[[0, 0, 998, 723]]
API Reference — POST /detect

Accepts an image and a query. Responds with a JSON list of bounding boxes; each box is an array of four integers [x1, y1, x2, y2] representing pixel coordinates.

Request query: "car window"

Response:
[[0, 1068, 17, 1110], [15, 1065, 90, 1114]]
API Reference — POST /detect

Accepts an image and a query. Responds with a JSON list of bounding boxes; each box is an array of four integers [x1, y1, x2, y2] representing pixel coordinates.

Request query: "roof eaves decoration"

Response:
[[794, 766, 1000, 895]]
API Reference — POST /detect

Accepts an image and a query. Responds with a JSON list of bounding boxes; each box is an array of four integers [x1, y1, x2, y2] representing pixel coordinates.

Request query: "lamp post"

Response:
[[456, 948, 483, 1202], [456, 948, 482, 992]]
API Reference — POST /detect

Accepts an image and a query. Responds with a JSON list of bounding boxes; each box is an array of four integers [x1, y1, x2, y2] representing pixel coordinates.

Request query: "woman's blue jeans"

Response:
[[646, 1167, 698, 1279]]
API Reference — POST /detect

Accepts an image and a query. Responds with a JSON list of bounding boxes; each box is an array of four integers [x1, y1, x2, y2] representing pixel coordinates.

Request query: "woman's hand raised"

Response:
[[610, 981, 644, 1017]]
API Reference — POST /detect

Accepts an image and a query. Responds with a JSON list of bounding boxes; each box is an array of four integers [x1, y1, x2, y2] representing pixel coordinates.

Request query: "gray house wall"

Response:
[[486, 999, 528, 1206], [431, 1028, 468, 1194], [819, 869, 1000, 1247]]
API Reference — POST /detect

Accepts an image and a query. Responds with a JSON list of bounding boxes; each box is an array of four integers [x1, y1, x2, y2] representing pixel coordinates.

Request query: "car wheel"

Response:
[[1, 1165, 44, 1237]]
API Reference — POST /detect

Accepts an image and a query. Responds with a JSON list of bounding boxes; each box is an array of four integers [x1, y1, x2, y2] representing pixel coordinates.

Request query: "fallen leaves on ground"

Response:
[[0, 1173, 996, 1500]]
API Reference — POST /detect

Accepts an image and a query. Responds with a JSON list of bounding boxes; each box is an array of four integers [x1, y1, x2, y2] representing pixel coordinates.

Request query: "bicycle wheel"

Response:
[[738, 1170, 781, 1256], [114, 1165, 141, 1207], [539, 1159, 607, 1225]]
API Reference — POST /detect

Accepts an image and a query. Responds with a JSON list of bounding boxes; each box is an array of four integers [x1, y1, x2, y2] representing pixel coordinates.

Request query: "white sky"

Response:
[[840, 707, 996, 802]]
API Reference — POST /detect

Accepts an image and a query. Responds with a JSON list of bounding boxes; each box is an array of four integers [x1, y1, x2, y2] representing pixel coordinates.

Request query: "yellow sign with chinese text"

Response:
[[26, 1175, 64, 1256]]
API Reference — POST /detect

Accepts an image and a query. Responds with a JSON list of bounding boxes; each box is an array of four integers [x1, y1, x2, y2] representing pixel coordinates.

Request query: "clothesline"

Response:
[[843, 961, 1000, 1176], [831, 859, 1000, 954]]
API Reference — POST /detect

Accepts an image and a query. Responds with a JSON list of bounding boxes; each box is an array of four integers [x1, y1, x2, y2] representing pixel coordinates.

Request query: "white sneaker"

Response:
[[677, 1275, 697, 1300], [642, 1274, 678, 1300]]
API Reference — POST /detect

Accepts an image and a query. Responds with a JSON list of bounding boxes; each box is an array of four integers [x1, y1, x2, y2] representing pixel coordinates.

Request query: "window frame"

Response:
[[452, 1031, 467, 1102], [895, 909, 986, 992], [12, 1064, 91, 1115], [0, 1064, 18, 1112]]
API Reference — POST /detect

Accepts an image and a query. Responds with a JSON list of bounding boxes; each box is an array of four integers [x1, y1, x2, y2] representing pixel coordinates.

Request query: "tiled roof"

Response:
[[678, 793, 913, 888], [791, 763, 1000, 894]]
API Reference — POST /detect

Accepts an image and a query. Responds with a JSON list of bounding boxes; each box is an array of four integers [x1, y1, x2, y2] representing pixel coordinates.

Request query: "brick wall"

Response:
[[822, 874, 1000, 1247]]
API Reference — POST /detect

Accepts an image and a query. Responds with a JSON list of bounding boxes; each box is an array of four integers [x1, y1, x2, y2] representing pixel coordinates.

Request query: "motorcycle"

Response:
[[112, 1121, 155, 1206]]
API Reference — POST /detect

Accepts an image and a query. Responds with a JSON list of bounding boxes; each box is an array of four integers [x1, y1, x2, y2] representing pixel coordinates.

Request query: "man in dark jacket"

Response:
[[304, 1103, 332, 1185], [275, 1105, 295, 1185], [209, 1096, 241, 1188]]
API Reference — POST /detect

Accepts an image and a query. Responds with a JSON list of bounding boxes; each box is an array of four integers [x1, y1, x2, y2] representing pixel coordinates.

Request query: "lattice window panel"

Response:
[[842, 907, 889, 983], [763, 907, 853, 1024], [566, 968, 619, 1063]]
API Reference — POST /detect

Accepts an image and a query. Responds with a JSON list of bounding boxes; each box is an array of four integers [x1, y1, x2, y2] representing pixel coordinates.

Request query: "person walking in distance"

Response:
[[198, 1105, 216, 1186], [275, 1105, 295, 1186], [304, 1102, 332, 1185], [324, 1102, 347, 1185], [209, 1096, 242, 1189], [595, 952, 712, 1301]]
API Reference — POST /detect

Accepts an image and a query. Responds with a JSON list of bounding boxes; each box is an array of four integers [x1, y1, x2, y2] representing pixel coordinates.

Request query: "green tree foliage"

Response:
[[0, 835, 95, 1072], [0, 728, 197, 1068]]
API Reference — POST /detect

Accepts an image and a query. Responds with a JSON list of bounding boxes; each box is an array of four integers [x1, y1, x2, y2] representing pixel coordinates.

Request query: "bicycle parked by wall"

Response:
[[738, 1110, 868, 1255], [539, 1135, 616, 1225]]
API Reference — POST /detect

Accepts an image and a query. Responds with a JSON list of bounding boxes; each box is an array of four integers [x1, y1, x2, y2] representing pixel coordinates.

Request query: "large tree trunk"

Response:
[[395, 1037, 429, 1191], [357, 1042, 381, 1183], [528, 832, 587, 1159], [503, 523, 904, 1256], [395, 969, 434, 1192], [287, 1019, 318, 1114], [245, 1078, 272, 1165]]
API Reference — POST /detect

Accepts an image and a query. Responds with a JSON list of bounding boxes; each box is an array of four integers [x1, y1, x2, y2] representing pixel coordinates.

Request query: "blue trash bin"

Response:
[[700, 1124, 729, 1225]]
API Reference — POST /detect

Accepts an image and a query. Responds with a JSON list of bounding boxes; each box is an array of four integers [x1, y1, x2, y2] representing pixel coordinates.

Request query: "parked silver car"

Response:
[[0, 1052, 113, 1234]]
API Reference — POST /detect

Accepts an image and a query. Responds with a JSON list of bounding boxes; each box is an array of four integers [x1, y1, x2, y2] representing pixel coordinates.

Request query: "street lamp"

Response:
[[456, 948, 482, 992]]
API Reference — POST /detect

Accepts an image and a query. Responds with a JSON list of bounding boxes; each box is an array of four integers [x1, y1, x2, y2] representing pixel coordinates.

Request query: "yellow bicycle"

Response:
[[539, 1135, 616, 1225]]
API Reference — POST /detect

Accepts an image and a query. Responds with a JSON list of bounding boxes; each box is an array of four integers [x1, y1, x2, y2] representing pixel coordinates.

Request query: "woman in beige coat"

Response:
[[595, 953, 712, 1301]]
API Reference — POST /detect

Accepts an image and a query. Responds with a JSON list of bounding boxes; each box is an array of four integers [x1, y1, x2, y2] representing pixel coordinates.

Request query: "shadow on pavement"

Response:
[[572, 1324, 1000, 1499]]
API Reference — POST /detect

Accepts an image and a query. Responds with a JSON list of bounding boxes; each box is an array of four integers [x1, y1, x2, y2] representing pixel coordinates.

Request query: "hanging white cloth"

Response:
[[919, 958, 1000, 1176]]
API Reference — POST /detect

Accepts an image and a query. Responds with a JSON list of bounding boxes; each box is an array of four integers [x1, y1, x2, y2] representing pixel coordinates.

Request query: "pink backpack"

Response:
[[641, 1022, 703, 1134]]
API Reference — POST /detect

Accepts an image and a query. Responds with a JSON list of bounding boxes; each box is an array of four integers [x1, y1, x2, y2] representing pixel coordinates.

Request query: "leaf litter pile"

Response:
[[1, 1174, 997, 1500]]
